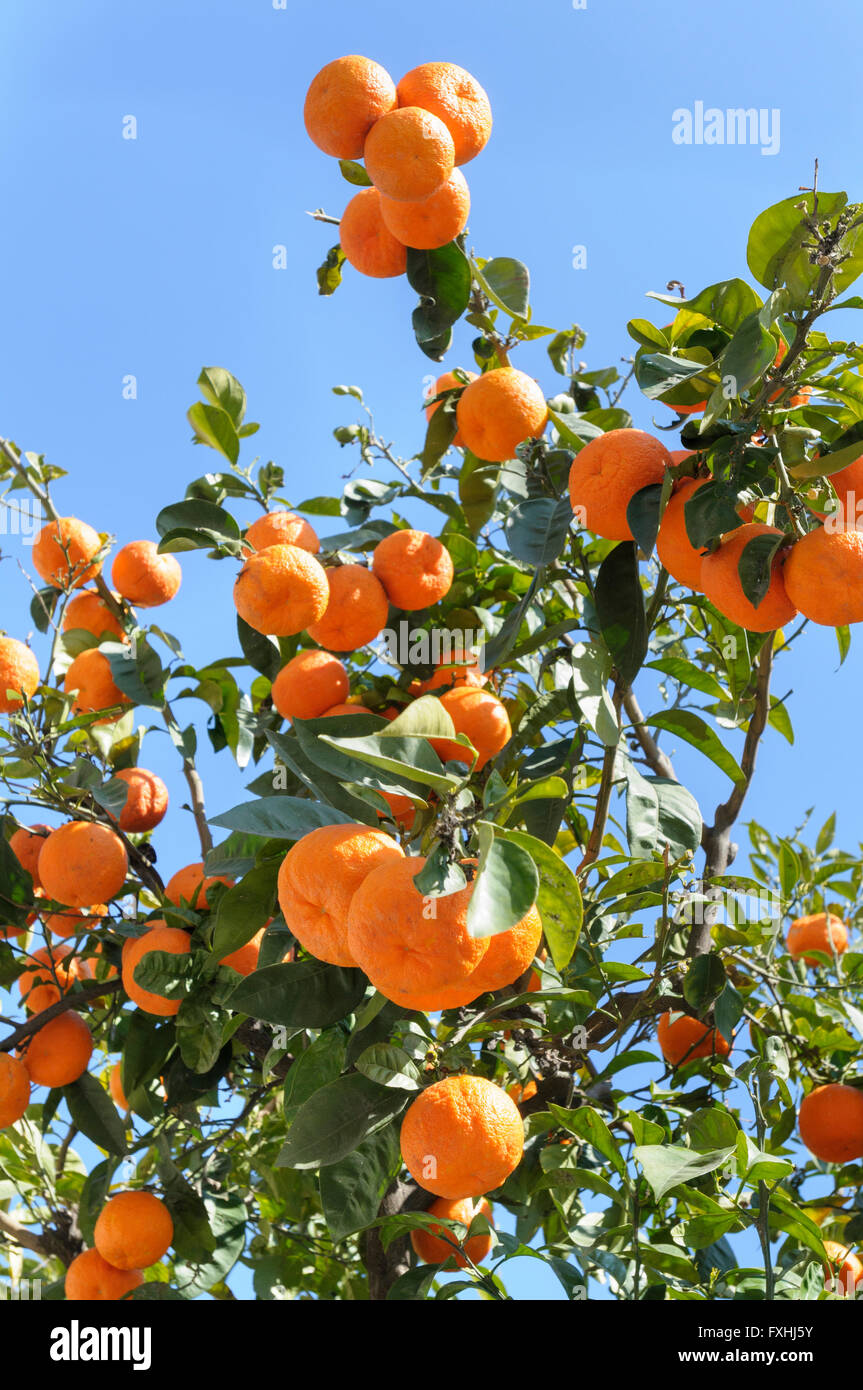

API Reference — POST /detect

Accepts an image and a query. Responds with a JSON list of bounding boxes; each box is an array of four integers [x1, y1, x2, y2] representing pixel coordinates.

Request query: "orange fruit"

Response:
[[811, 456, 863, 523], [219, 926, 266, 977], [243, 511, 320, 555], [567, 429, 672, 541], [304, 55, 397, 159], [18, 942, 92, 997], [277, 823, 404, 967], [23, 984, 62, 1014], [412, 1196, 494, 1268], [9, 823, 51, 887], [378, 790, 417, 831], [94, 1191, 174, 1270], [322, 702, 368, 717], [657, 1011, 731, 1067], [0, 1053, 30, 1128], [379, 168, 470, 250], [346, 856, 489, 1010], [44, 903, 107, 939], [22, 1010, 93, 1087], [38, 821, 128, 908], [465, 905, 542, 997], [668, 450, 696, 465], [431, 687, 512, 769], [64, 648, 131, 722], [164, 862, 233, 910], [364, 107, 455, 203], [372, 530, 454, 611], [415, 646, 487, 695], [396, 62, 491, 166], [271, 650, 349, 721], [798, 1084, 863, 1163], [32, 517, 102, 590], [782, 526, 863, 626], [62, 589, 126, 640], [787, 913, 848, 966], [656, 478, 709, 589], [233, 543, 329, 637], [667, 400, 706, 416], [111, 540, 181, 608], [121, 922, 191, 1017], [768, 340, 811, 406], [65, 1248, 142, 1301], [507, 1078, 538, 1105], [701, 523, 796, 633], [822, 1240, 863, 1296], [424, 370, 477, 448], [456, 368, 548, 464], [109, 1061, 129, 1110], [306, 564, 389, 652], [113, 767, 169, 833], [339, 188, 407, 279], [0, 638, 40, 714], [400, 1075, 524, 1198]]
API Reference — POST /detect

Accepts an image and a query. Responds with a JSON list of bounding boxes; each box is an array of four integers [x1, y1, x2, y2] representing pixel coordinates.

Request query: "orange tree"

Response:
[[2, 62, 863, 1300]]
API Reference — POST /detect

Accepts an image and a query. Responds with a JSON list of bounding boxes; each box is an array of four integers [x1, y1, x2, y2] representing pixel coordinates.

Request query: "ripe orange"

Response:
[[465, 905, 542, 997], [0, 1053, 30, 1128], [364, 107, 455, 203], [233, 544, 329, 637], [38, 821, 128, 908], [656, 478, 709, 589], [112, 540, 181, 608], [346, 856, 488, 1010], [304, 55, 397, 159], [277, 823, 404, 967], [412, 1196, 494, 1267], [18, 942, 93, 998], [9, 823, 51, 887], [377, 789, 417, 831], [822, 1240, 863, 1296], [567, 429, 672, 541], [94, 1191, 174, 1270], [164, 862, 233, 910], [507, 1078, 538, 1105], [811, 456, 863, 524], [667, 400, 706, 416], [400, 1075, 524, 1198], [322, 702, 368, 717], [415, 646, 487, 695], [65, 1248, 142, 1301], [271, 650, 349, 721], [109, 1061, 129, 1110], [700, 523, 797, 633], [122, 922, 191, 1016], [657, 1011, 731, 1067], [424, 370, 477, 448], [431, 687, 512, 769], [339, 188, 407, 279], [787, 913, 848, 966], [44, 903, 107, 939], [456, 368, 548, 464], [379, 169, 470, 250], [32, 517, 102, 590], [782, 526, 863, 626], [64, 648, 131, 722], [306, 564, 389, 652], [219, 926, 266, 977], [113, 767, 169, 833], [0, 638, 40, 714], [243, 511, 320, 555], [396, 62, 492, 166], [23, 984, 62, 1014], [372, 530, 454, 611], [62, 589, 126, 640], [22, 1010, 93, 1087], [798, 1084, 863, 1163]]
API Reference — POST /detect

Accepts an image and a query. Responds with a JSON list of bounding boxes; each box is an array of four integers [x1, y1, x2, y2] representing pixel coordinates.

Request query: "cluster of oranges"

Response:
[[304, 55, 492, 275], [63, 1191, 174, 1301], [568, 423, 863, 631]]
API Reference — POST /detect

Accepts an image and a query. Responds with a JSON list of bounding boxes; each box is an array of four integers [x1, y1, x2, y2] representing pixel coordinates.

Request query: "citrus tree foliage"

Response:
[[2, 185, 863, 1302]]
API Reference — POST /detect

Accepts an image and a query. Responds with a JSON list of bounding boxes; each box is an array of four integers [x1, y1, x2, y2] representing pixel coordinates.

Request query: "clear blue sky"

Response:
[[2, 0, 862, 1300]]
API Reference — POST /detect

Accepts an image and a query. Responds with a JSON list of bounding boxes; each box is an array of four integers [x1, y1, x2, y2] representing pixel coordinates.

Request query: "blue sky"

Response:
[[2, 0, 862, 1300]]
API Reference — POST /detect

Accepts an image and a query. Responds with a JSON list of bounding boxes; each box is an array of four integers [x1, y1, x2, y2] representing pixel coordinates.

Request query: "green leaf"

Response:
[[459, 452, 501, 533], [474, 256, 530, 319], [466, 824, 539, 939], [683, 953, 727, 1013], [236, 617, 281, 680], [63, 1073, 127, 1155], [682, 479, 742, 548], [277, 1073, 408, 1169], [338, 159, 372, 187], [319, 1124, 401, 1241], [319, 732, 459, 794], [501, 828, 582, 970], [197, 368, 247, 428], [721, 312, 776, 394], [504, 497, 572, 565], [647, 279, 762, 332], [595, 541, 647, 685], [30, 586, 60, 634], [187, 401, 240, 464], [626, 483, 663, 557], [645, 710, 744, 785], [101, 638, 166, 709], [158, 1159, 217, 1261], [317, 244, 346, 296], [406, 243, 471, 361], [737, 531, 785, 609], [747, 192, 863, 302], [569, 642, 619, 747], [0, 834, 35, 929], [354, 1044, 421, 1091], [228, 959, 367, 1029], [549, 1104, 626, 1177], [211, 862, 278, 959], [635, 1144, 735, 1202], [624, 757, 702, 861], [155, 498, 241, 552], [209, 795, 356, 838]]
